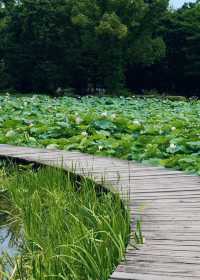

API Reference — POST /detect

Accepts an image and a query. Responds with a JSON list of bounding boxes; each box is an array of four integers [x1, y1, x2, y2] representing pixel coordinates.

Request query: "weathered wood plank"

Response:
[[111, 272, 199, 280]]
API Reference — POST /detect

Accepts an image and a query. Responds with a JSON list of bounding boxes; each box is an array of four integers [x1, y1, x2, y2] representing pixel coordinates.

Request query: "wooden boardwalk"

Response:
[[0, 144, 200, 280]]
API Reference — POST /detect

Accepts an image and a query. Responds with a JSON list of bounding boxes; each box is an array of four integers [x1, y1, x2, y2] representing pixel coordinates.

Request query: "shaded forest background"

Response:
[[0, 0, 199, 96]]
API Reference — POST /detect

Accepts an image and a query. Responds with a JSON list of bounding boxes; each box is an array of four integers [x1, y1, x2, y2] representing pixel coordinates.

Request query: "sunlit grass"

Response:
[[1, 166, 130, 279]]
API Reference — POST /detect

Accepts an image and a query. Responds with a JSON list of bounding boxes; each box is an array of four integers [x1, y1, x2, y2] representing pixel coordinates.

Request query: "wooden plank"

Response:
[[0, 144, 199, 280], [111, 272, 199, 280]]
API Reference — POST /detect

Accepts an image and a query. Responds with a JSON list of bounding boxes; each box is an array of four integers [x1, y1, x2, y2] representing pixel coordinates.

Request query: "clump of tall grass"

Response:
[[2, 167, 130, 279]]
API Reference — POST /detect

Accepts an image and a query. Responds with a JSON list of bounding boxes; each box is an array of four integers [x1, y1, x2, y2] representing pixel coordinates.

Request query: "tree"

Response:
[[126, 1, 200, 96], [159, 1, 200, 95], [0, 0, 168, 94]]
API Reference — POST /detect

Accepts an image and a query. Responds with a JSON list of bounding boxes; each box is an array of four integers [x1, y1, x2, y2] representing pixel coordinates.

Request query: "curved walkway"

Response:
[[0, 144, 200, 280]]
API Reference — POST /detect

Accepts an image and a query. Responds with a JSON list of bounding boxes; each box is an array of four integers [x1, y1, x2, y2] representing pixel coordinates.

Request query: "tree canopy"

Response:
[[162, 1, 200, 95], [127, 1, 200, 96], [0, 0, 200, 96], [0, 0, 168, 93]]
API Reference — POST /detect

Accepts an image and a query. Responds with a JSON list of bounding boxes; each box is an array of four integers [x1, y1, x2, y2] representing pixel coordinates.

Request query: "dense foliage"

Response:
[[162, 1, 200, 95], [0, 94, 199, 174], [0, 166, 130, 279], [128, 1, 200, 96], [1, 1, 200, 95], [0, 0, 167, 93]]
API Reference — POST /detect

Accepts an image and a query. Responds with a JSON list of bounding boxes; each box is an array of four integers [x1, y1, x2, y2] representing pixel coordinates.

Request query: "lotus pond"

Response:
[[0, 164, 130, 279], [0, 94, 199, 174]]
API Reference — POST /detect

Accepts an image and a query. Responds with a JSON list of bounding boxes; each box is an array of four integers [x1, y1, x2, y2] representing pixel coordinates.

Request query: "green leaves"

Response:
[[186, 141, 200, 151], [0, 0, 168, 93], [0, 94, 199, 174], [92, 119, 116, 131], [96, 12, 128, 39]]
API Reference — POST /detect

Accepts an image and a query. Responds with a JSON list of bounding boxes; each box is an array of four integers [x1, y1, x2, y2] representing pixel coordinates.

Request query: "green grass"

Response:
[[0, 94, 199, 174], [0, 166, 130, 279]]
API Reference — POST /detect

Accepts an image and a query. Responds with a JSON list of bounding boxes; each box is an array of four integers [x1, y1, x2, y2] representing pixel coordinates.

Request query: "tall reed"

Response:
[[2, 167, 130, 280]]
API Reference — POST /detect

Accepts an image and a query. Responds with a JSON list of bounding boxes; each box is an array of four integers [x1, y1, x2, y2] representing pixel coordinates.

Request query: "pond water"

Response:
[[0, 192, 21, 275], [0, 225, 19, 257]]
